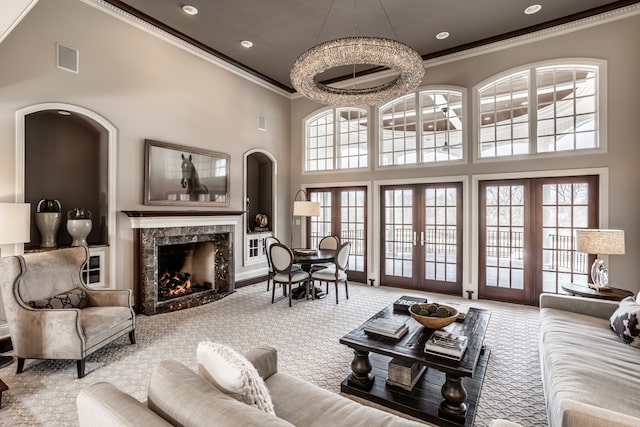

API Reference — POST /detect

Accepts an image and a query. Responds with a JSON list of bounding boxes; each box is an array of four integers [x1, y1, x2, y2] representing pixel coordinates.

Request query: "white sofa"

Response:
[[539, 293, 640, 427], [77, 346, 426, 427]]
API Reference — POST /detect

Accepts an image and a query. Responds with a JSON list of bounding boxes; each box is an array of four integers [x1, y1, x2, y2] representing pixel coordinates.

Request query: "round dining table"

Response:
[[290, 248, 337, 299]]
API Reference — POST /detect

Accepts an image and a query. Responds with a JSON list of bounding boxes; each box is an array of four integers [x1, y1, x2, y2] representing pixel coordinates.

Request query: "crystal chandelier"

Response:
[[290, 1, 424, 107], [290, 37, 424, 107]]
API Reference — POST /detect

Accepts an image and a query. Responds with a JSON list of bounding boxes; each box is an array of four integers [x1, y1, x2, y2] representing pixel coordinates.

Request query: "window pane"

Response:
[[536, 65, 599, 153], [420, 90, 465, 163], [337, 108, 368, 170], [478, 71, 529, 158]]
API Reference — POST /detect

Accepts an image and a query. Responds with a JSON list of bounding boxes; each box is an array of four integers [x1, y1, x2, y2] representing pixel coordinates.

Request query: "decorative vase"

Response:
[[35, 212, 62, 248], [67, 208, 92, 247], [36, 199, 62, 248], [67, 219, 92, 246]]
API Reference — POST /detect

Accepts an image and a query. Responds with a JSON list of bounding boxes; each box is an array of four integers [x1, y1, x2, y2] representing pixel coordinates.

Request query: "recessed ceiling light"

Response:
[[240, 40, 254, 48], [57, 110, 71, 116], [524, 4, 542, 15], [182, 5, 198, 16], [436, 31, 450, 40]]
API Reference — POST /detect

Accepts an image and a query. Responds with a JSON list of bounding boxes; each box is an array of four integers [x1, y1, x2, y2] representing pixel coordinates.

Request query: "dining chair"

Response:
[[311, 235, 340, 272], [311, 242, 351, 304], [264, 235, 280, 292], [270, 243, 311, 307]]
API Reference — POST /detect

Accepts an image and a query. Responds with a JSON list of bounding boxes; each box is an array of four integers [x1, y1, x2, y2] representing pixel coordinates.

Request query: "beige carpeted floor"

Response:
[[0, 282, 547, 426]]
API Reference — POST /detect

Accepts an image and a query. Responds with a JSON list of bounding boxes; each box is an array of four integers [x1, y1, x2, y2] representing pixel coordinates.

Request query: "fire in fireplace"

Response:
[[157, 242, 216, 302]]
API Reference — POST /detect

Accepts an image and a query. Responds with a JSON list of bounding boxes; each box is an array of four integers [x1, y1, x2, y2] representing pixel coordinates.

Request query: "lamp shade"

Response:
[[576, 229, 625, 255], [0, 203, 31, 245], [293, 200, 320, 217]]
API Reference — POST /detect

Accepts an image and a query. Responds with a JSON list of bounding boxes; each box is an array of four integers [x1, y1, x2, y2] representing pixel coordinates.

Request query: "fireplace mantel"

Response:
[[122, 210, 245, 229]]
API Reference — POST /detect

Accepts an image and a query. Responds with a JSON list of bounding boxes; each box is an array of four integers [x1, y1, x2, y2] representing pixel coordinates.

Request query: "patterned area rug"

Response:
[[0, 283, 547, 426]]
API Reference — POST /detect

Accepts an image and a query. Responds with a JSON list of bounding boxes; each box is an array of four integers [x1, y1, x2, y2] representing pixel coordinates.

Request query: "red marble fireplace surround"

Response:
[[123, 210, 243, 315]]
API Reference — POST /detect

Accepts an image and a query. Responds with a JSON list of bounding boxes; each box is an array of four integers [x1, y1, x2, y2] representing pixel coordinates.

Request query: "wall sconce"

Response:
[[291, 189, 320, 246], [576, 229, 625, 290]]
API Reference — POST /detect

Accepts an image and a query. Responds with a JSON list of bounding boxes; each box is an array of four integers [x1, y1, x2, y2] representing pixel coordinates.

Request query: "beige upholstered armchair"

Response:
[[0, 246, 135, 378]]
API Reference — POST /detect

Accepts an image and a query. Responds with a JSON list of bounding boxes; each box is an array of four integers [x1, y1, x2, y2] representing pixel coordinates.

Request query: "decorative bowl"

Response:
[[409, 303, 459, 329]]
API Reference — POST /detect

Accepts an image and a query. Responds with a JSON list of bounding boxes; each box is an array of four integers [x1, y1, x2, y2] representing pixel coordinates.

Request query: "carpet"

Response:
[[0, 282, 547, 426]]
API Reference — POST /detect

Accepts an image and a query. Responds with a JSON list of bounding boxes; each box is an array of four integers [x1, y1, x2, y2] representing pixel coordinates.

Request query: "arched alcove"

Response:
[[16, 103, 117, 288], [243, 149, 277, 268], [246, 151, 275, 231], [25, 110, 107, 247]]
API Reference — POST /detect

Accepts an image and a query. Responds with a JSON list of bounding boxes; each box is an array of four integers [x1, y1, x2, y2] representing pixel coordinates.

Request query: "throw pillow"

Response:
[[196, 341, 276, 415], [610, 296, 640, 348], [28, 287, 88, 309]]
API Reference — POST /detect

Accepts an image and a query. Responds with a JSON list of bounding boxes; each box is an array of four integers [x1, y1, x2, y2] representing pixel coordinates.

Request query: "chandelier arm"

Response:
[[378, 0, 400, 41], [314, 0, 336, 45]]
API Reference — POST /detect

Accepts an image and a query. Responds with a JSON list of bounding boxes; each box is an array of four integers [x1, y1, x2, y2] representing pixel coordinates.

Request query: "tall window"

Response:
[[479, 176, 598, 305], [379, 88, 465, 167], [477, 61, 602, 159], [305, 108, 368, 172], [308, 187, 367, 283]]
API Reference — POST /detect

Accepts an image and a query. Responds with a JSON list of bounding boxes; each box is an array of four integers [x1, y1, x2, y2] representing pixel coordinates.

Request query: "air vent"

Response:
[[258, 116, 266, 131], [57, 43, 79, 73]]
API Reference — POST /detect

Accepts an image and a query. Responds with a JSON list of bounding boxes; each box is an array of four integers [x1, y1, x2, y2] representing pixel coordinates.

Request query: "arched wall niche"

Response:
[[244, 149, 277, 234], [242, 148, 277, 269], [16, 103, 117, 288]]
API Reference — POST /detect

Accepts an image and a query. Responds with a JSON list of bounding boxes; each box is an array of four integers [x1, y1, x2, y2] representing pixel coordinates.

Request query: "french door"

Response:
[[380, 183, 463, 294], [307, 187, 367, 283], [479, 176, 598, 305]]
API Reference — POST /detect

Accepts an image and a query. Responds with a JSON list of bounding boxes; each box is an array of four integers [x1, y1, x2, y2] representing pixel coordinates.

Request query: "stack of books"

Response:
[[392, 295, 428, 313], [386, 358, 426, 391], [424, 330, 469, 360], [363, 318, 409, 339]]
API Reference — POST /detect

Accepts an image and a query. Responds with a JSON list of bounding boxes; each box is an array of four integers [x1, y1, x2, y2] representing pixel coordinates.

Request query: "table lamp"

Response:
[[0, 202, 31, 368], [576, 229, 625, 290], [291, 189, 320, 246]]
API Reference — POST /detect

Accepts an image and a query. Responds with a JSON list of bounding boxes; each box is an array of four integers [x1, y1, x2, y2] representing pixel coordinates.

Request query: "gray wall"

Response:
[[290, 13, 640, 293]]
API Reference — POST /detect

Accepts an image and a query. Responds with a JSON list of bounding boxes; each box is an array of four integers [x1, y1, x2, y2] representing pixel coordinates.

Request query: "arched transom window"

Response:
[[305, 108, 368, 172], [379, 89, 465, 166], [477, 61, 601, 159]]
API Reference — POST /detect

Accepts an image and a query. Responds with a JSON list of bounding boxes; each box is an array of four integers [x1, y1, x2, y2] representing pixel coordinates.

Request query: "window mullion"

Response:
[[417, 91, 423, 164], [333, 108, 339, 170], [530, 67, 538, 155]]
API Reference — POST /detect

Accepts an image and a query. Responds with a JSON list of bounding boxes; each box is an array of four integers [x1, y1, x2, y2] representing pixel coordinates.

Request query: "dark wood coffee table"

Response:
[[340, 303, 491, 426]]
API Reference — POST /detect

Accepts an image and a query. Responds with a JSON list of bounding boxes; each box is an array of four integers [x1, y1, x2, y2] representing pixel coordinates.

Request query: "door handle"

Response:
[[413, 231, 417, 246], [420, 231, 425, 247]]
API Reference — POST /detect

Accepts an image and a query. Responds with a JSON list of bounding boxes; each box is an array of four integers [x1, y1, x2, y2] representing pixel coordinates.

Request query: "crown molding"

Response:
[[82, 0, 639, 101], [422, 2, 640, 69], [293, 2, 640, 99]]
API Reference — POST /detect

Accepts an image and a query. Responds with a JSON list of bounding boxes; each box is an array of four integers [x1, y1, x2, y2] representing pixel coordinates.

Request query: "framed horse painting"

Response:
[[144, 139, 230, 207]]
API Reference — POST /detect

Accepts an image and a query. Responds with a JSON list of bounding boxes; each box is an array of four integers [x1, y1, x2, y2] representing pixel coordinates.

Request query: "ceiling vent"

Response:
[[57, 43, 79, 73]]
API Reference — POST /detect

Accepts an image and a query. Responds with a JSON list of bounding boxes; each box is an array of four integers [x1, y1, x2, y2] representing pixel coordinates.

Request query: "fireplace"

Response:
[[124, 211, 242, 315], [157, 241, 217, 302]]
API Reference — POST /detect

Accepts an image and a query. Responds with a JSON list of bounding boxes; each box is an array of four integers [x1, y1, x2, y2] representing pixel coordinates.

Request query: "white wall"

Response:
[[0, 0, 291, 289]]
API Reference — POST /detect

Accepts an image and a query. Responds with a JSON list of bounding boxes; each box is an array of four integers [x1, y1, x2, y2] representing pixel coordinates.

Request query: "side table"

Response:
[[561, 283, 634, 301]]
